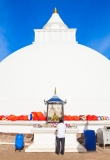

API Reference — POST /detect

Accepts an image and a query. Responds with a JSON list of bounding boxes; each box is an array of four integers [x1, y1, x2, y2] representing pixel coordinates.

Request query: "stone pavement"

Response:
[[0, 133, 110, 160], [0, 144, 110, 160]]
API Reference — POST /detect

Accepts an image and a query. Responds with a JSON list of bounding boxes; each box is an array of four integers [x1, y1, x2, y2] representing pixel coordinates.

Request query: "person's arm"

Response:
[[65, 125, 66, 132], [56, 124, 58, 131], [55, 125, 58, 135]]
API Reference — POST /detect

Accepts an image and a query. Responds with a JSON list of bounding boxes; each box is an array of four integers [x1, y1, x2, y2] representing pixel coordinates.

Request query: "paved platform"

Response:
[[0, 144, 110, 160], [0, 133, 110, 160]]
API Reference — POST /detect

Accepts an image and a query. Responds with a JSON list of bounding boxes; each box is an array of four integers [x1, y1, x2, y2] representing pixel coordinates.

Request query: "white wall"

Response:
[[0, 121, 110, 134]]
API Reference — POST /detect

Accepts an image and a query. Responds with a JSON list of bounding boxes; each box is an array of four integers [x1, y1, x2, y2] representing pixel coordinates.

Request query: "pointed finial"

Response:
[[54, 87, 56, 95], [53, 8, 58, 13]]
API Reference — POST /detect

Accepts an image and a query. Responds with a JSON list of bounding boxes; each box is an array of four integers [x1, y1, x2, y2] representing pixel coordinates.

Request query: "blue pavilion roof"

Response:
[[45, 88, 66, 104], [47, 95, 64, 103]]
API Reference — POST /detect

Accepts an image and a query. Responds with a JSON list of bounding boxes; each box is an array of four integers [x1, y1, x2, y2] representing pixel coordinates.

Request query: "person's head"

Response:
[[59, 119, 63, 123]]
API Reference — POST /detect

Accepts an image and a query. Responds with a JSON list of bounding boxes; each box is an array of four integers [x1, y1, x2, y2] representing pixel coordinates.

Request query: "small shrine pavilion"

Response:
[[44, 88, 66, 123]]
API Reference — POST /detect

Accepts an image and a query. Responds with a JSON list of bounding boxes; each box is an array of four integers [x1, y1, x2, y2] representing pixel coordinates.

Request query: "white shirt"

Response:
[[56, 123, 66, 138]]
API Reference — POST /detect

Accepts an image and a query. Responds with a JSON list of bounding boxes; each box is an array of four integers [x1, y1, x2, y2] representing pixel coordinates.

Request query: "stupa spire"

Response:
[[53, 7, 58, 13], [42, 7, 68, 30], [54, 87, 56, 95]]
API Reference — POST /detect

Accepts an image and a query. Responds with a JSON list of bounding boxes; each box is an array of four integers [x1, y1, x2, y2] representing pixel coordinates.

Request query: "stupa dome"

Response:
[[0, 9, 110, 116]]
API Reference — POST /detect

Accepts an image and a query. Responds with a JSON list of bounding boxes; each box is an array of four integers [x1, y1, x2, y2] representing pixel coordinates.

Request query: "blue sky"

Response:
[[0, 0, 110, 61]]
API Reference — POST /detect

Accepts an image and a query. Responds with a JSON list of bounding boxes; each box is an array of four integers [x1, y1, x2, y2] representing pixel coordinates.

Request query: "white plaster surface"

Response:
[[25, 127, 87, 152], [0, 121, 110, 134], [0, 11, 110, 116]]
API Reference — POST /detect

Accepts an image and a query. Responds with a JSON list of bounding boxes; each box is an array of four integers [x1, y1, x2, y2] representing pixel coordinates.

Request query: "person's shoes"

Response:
[[56, 152, 59, 155], [60, 152, 64, 155]]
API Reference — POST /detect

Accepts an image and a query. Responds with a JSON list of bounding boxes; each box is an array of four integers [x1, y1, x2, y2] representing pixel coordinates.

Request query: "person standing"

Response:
[[56, 119, 66, 155]]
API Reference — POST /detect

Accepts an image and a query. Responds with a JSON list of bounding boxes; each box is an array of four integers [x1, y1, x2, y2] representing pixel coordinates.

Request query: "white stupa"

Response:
[[0, 8, 110, 116]]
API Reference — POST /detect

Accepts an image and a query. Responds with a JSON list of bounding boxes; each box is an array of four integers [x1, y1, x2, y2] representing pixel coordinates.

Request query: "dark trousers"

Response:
[[56, 137, 65, 154]]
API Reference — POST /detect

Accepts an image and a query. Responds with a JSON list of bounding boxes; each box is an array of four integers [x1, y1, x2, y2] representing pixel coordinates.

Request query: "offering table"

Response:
[[25, 127, 87, 152]]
